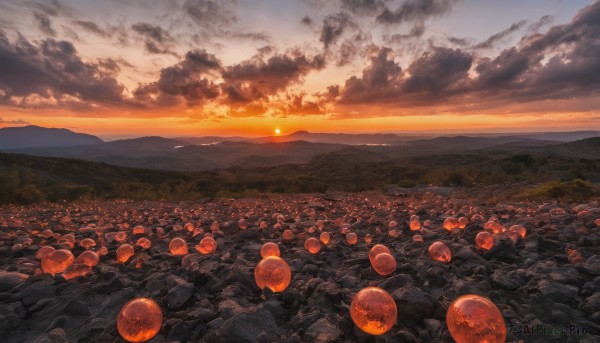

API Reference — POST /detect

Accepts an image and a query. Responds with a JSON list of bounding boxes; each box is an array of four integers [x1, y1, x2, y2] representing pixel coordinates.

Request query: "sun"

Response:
[[274, 128, 281, 135]]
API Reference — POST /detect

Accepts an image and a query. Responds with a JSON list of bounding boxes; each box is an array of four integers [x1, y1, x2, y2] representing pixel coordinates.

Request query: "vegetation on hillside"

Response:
[[0, 151, 599, 205]]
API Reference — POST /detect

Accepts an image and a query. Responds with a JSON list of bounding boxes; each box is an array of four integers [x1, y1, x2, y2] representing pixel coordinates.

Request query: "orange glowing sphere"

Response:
[[133, 226, 145, 234], [254, 256, 292, 292], [136, 238, 152, 250], [595, 218, 600, 227], [238, 218, 248, 229], [80, 238, 97, 249], [372, 253, 396, 276], [35, 245, 56, 260], [369, 244, 391, 265], [428, 241, 452, 263], [62, 263, 92, 280], [259, 221, 268, 229], [458, 217, 469, 229], [41, 229, 54, 238], [340, 227, 349, 235], [282, 229, 294, 241], [41, 249, 75, 274], [484, 221, 505, 234], [304, 237, 321, 254], [117, 298, 163, 342], [61, 234, 76, 243], [196, 237, 217, 254], [389, 220, 398, 228], [115, 231, 127, 242], [443, 217, 459, 231], [364, 234, 373, 244], [388, 229, 399, 238], [75, 250, 100, 267], [409, 219, 421, 231], [475, 231, 494, 251], [446, 294, 506, 343], [117, 244, 135, 263], [346, 232, 358, 245], [184, 223, 195, 232], [260, 242, 281, 258], [508, 225, 526, 238], [350, 287, 397, 335], [169, 238, 188, 255], [319, 232, 330, 245], [98, 247, 108, 256]]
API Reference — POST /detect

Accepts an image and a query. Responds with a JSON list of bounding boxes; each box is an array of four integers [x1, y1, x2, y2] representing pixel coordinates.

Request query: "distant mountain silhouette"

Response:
[[0, 125, 103, 149], [246, 130, 418, 145]]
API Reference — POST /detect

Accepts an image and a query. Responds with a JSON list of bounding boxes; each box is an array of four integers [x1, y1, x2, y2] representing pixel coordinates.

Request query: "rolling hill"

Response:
[[0, 125, 103, 149]]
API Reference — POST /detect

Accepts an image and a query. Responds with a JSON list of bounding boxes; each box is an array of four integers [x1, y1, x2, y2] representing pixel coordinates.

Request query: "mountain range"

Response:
[[0, 125, 599, 171]]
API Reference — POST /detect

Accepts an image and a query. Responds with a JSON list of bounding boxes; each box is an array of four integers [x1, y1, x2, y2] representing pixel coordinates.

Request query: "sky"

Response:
[[0, 0, 599, 138]]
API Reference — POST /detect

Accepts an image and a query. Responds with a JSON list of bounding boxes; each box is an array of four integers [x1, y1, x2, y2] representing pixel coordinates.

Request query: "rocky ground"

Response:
[[0, 191, 599, 343]]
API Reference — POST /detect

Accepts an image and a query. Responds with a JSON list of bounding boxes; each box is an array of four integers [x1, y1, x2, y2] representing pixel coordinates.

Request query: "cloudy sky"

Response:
[[0, 0, 598, 137]]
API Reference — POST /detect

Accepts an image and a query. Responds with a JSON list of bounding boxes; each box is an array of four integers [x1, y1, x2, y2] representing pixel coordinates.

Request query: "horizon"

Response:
[[0, 0, 599, 136]]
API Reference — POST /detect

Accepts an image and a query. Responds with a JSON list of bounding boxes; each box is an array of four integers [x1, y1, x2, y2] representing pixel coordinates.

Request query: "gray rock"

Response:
[[216, 307, 279, 343], [392, 285, 435, 323], [305, 317, 341, 342], [33, 328, 68, 343], [0, 272, 28, 292], [21, 281, 55, 307], [538, 280, 579, 304], [167, 282, 194, 309]]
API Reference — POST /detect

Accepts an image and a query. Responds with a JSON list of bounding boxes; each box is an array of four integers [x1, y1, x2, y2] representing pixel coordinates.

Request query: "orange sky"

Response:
[[0, 0, 599, 137]]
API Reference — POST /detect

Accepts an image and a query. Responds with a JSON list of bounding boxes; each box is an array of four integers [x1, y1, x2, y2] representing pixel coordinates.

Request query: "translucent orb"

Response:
[[195, 237, 217, 254], [80, 238, 96, 249], [346, 232, 358, 245], [428, 241, 451, 263], [443, 217, 459, 231], [458, 217, 469, 229], [133, 226, 145, 234], [595, 218, 600, 227], [388, 229, 398, 238], [319, 232, 330, 245], [75, 250, 100, 267], [260, 242, 280, 258], [115, 231, 127, 242], [259, 221, 268, 229], [238, 218, 248, 229], [98, 246, 108, 256], [475, 231, 494, 251], [62, 263, 92, 280], [117, 298, 163, 342], [184, 223, 195, 232], [350, 287, 397, 335], [169, 238, 188, 255], [35, 246, 56, 260], [304, 237, 321, 254], [409, 219, 421, 231], [369, 244, 391, 265], [117, 244, 135, 263], [282, 229, 293, 241], [364, 234, 373, 244], [41, 249, 75, 274], [372, 253, 396, 276], [484, 221, 505, 234], [388, 220, 398, 228], [508, 225, 526, 238], [446, 294, 506, 343], [136, 238, 152, 249], [254, 256, 292, 292]]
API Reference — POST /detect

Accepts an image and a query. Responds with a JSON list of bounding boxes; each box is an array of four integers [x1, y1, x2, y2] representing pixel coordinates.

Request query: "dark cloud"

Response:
[[133, 49, 222, 107], [285, 93, 323, 115], [528, 15, 553, 32], [0, 35, 127, 109], [301, 16, 313, 26], [341, 0, 387, 14], [333, 1, 600, 113], [320, 13, 355, 49], [131, 22, 177, 55], [72, 21, 109, 38], [385, 22, 425, 43], [35, 0, 66, 17], [376, 0, 459, 25], [222, 51, 326, 103], [474, 20, 527, 49], [34, 12, 56, 36], [184, 0, 237, 27], [448, 36, 470, 46]]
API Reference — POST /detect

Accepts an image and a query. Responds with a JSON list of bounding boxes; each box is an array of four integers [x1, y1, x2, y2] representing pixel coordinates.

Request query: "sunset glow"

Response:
[[0, 0, 597, 137]]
